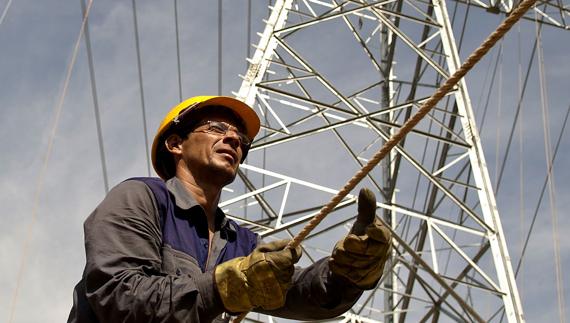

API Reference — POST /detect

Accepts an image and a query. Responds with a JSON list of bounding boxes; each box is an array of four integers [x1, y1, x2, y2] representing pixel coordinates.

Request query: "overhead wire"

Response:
[[535, 14, 566, 322], [476, 45, 503, 132], [8, 1, 94, 322], [131, 0, 152, 177], [261, 0, 274, 218], [494, 25, 541, 195], [218, 0, 222, 95], [455, 0, 471, 51], [494, 41, 504, 189], [469, 22, 540, 240], [498, 17, 564, 322], [508, 105, 570, 323], [247, 0, 252, 60], [516, 21, 525, 298], [489, 9, 568, 321], [80, 0, 110, 194], [514, 104, 569, 278], [0, 0, 13, 26], [174, 0, 183, 101], [243, 0, 252, 220]]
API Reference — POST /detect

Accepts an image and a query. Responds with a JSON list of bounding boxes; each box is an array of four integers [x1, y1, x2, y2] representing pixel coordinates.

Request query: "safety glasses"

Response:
[[193, 120, 252, 149]]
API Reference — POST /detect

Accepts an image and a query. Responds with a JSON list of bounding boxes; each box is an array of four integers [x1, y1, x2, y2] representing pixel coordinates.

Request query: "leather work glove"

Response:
[[330, 188, 392, 289], [214, 239, 302, 313]]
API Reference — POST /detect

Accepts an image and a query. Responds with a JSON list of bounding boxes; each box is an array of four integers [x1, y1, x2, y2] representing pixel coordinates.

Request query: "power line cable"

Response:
[[477, 45, 503, 132], [516, 22, 525, 299], [493, 29, 539, 195], [174, 0, 183, 101], [247, 0, 251, 60], [469, 30, 538, 213], [514, 104, 569, 277], [494, 42, 504, 189], [0, 0, 13, 26], [218, 0, 223, 95], [536, 18, 566, 321], [131, 0, 151, 177], [244, 0, 252, 219], [80, 0, 109, 194], [8, 2, 94, 322]]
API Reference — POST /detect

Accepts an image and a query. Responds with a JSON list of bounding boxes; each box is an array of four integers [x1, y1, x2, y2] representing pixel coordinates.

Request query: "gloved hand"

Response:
[[214, 239, 302, 313], [330, 188, 391, 289]]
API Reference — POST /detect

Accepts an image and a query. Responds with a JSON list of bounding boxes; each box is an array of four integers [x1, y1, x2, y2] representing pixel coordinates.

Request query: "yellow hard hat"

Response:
[[151, 95, 261, 179]]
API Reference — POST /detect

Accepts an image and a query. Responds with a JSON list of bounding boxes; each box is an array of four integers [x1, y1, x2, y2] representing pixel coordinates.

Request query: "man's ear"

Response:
[[165, 134, 184, 156]]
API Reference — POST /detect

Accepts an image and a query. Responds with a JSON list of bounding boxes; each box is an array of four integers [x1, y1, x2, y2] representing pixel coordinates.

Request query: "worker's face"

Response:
[[173, 109, 246, 186]]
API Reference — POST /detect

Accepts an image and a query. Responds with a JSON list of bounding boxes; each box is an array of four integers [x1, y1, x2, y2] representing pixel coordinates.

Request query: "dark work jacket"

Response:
[[68, 177, 363, 323]]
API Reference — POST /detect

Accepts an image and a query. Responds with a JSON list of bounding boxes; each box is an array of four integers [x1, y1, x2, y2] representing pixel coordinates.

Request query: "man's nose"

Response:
[[223, 130, 241, 148]]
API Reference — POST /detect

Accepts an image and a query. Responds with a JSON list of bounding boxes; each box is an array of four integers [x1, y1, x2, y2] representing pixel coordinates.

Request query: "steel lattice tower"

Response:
[[217, 0, 566, 321]]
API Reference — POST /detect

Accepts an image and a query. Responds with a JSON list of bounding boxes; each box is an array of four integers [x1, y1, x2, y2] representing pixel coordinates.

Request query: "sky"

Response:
[[0, 0, 568, 322]]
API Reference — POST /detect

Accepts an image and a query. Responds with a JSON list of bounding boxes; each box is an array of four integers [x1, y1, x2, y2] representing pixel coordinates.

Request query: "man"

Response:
[[68, 95, 391, 322]]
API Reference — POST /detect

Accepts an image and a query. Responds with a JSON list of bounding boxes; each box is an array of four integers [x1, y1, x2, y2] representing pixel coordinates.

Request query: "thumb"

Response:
[[351, 188, 377, 235], [288, 244, 303, 263], [257, 239, 289, 252]]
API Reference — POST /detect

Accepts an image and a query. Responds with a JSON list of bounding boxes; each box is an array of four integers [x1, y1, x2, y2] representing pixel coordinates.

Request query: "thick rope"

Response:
[[234, 0, 537, 320], [288, 0, 538, 250]]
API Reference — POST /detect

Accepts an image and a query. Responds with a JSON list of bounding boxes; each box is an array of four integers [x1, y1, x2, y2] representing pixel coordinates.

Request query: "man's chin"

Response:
[[211, 162, 239, 185]]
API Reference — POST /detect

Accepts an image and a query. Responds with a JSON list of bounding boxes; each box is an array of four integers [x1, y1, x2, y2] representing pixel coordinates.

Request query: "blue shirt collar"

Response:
[[165, 176, 235, 232]]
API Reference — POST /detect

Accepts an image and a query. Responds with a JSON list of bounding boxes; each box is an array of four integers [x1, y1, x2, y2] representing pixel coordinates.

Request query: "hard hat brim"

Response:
[[193, 96, 260, 140]]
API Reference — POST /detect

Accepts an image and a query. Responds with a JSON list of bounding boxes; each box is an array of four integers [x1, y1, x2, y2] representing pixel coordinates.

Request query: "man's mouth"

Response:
[[216, 149, 237, 163]]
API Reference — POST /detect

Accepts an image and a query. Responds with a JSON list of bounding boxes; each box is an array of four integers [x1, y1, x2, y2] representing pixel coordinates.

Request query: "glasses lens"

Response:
[[208, 121, 228, 135], [204, 121, 251, 147], [238, 133, 251, 147]]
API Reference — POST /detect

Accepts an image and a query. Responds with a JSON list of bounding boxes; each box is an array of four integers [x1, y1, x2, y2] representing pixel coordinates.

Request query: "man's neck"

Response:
[[175, 173, 221, 228]]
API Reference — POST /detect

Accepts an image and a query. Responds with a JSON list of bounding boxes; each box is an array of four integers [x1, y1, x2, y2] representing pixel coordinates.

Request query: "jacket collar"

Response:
[[165, 176, 234, 232]]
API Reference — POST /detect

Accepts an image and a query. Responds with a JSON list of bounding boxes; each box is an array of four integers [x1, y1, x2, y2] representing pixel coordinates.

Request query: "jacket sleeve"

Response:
[[81, 180, 224, 322], [257, 248, 364, 320]]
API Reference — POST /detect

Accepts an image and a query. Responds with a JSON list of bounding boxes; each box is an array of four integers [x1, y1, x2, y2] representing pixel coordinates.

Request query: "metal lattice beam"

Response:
[[224, 0, 536, 321]]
